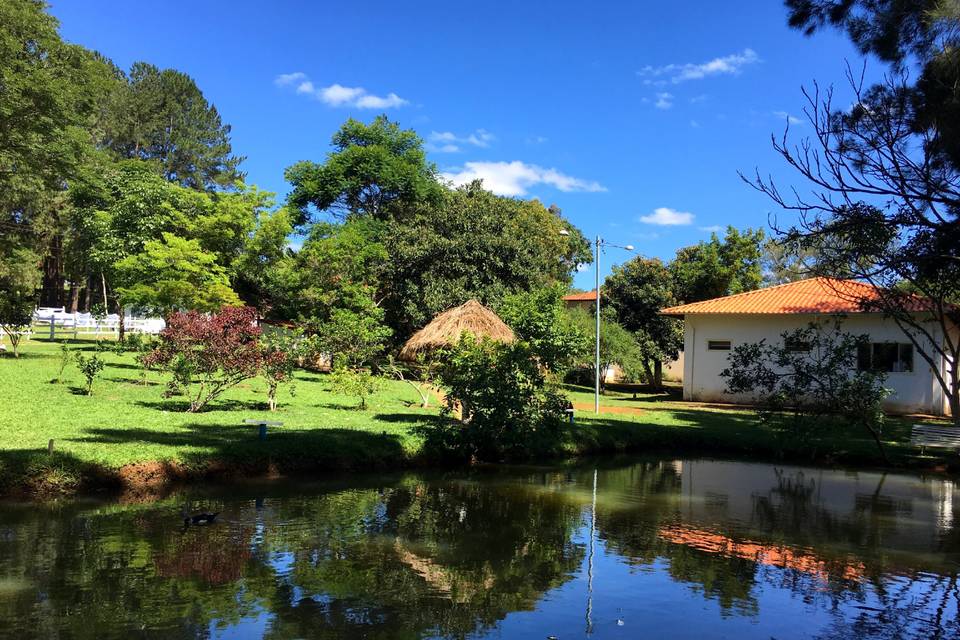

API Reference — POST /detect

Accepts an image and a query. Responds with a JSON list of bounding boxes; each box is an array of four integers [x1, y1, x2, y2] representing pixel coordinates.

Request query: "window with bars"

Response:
[[707, 340, 731, 351], [857, 343, 914, 372]]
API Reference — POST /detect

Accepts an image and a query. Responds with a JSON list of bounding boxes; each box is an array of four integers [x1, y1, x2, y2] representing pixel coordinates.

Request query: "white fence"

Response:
[[30, 307, 165, 340]]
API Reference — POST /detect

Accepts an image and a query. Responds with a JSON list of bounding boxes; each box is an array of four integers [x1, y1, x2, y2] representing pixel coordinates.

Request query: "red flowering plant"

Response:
[[144, 306, 264, 412]]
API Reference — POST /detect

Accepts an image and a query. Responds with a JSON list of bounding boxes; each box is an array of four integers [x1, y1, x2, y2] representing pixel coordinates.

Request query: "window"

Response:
[[707, 340, 731, 351], [857, 343, 914, 372], [784, 337, 812, 352]]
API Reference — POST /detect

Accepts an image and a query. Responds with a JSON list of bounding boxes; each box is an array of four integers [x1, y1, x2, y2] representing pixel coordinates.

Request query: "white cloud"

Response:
[[441, 161, 606, 197], [690, 120, 701, 128], [275, 72, 307, 87], [275, 74, 408, 109], [638, 49, 759, 84], [773, 110, 804, 125], [654, 92, 674, 110], [427, 129, 495, 153], [699, 225, 723, 232], [526, 135, 549, 144], [640, 207, 694, 226]]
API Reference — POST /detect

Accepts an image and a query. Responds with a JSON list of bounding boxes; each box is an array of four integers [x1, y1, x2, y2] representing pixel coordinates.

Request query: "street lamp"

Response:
[[592, 236, 633, 414], [560, 229, 633, 414]]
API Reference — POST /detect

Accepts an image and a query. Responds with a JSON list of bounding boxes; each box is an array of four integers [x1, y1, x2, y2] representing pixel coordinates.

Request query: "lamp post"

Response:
[[592, 236, 633, 414], [560, 229, 633, 414]]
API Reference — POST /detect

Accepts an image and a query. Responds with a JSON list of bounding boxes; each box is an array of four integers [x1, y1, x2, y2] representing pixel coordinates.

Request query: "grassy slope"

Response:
[[0, 340, 953, 494]]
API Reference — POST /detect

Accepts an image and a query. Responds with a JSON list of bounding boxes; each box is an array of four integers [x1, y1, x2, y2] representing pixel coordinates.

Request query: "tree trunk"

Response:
[[654, 360, 663, 390], [68, 282, 79, 313]]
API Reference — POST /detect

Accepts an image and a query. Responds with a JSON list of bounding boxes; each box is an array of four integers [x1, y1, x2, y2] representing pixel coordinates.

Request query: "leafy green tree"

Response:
[[669, 226, 764, 304], [383, 182, 591, 338], [317, 308, 392, 369], [566, 308, 646, 392], [73, 351, 105, 395], [285, 116, 442, 224], [747, 2, 960, 423], [498, 285, 589, 374], [786, 0, 960, 171], [435, 334, 570, 460], [114, 233, 241, 315], [0, 245, 40, 357], [103, 62, 244, 189], [603, 256, 683, 386], [273, 217, 388, 325]]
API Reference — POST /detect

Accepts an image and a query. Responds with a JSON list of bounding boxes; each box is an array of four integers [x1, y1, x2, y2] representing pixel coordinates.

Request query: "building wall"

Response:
[[682, 313, 949, 415]]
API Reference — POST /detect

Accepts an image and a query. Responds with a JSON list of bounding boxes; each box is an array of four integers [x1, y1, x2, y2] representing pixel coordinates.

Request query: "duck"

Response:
[[180, 505, 219, 527]]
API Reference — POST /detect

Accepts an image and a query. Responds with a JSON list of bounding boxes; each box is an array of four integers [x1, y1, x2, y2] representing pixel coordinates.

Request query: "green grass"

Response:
[[0, 339, 954, 495]]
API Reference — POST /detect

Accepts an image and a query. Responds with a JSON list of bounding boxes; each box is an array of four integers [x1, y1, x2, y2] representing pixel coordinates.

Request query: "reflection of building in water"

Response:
[[657, 524, 864, 583], [674, 460, 958, 552]]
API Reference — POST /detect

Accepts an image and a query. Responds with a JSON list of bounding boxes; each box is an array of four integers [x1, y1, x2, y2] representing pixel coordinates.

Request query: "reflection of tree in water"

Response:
[[0, 475, 587, 639], [815, 573, 959, 640], [260, 478, 585, 639]]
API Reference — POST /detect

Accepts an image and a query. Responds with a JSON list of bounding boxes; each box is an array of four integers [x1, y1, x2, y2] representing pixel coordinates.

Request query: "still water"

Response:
[[0, 456, 957, 639]]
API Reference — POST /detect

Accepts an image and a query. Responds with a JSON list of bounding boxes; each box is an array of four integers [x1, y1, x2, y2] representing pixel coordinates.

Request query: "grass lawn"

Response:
[[1, 338, 954, 495]]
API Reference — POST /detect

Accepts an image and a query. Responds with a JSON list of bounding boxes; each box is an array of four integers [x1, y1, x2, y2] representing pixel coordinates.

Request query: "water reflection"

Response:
[[0, 458, 956, 639]]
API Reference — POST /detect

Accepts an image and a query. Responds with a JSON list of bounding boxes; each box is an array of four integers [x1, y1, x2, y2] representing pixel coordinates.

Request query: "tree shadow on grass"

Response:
[[68, 423, 410, 473], [134, 398, 267, 412]]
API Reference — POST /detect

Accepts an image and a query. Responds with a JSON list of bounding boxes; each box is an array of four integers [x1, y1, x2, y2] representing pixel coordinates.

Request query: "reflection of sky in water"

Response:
[[0, 457, 957, 640]]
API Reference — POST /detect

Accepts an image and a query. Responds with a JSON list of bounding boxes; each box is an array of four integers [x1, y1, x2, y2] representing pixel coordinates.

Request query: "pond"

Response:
[[0, 456, 957, 639]]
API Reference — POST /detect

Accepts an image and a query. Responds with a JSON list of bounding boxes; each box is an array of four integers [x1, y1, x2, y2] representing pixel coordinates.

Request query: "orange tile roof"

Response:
[[661, 277, 938, 316], [563, 290, 599, 302]]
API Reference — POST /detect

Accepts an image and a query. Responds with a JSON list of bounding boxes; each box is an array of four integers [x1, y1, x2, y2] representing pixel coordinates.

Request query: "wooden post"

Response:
[[259, 423, 267, 440], [49, 316, 55, 341], [48, 439, 55, 454]]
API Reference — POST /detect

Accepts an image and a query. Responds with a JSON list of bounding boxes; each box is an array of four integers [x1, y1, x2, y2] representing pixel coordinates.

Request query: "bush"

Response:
[[436, 334, 569, 461], [74, 352, 105, 395], [328, 366, 381, 409], [720, 319, 891, 461], [260, 329, 311, 411], [144, 306, 263, 412]]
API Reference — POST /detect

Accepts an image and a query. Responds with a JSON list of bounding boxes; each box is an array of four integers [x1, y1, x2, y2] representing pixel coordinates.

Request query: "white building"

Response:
[[661, 278, 957, 417]]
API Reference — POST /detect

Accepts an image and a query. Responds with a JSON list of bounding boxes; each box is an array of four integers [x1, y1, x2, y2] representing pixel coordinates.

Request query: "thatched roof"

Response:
[[399, 300, 515, 361]]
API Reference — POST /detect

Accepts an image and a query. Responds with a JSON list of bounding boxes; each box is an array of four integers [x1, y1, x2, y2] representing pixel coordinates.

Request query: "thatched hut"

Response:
[[398, 299, 515, 361]]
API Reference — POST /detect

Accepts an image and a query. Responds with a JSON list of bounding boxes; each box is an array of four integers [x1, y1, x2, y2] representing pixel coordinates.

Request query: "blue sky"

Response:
[[49, 1, 876, 288]]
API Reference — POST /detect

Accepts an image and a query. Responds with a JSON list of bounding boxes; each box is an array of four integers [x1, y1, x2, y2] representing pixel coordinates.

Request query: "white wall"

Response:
[[682, 313, 949, 415]]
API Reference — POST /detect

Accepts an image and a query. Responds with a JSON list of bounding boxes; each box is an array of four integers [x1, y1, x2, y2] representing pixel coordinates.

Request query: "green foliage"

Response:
[[0, 262, 36, 357], [114, 232, 241, 314], [328, 366, 381, 409], [603, 256, 683, 382], [498, 285, 589, 374], [383, 183, 591, 338], [566, 309, 647, 390], [102, 61, 243, 189], [720, 319, 891, 460], [786, 0, 960, 171], [435, 335, 569, 461], [285, 115, 443, 223], [260, 329, 309, 411], [317, 308, 393, 370], [54, 342, 71, 383], [669, 226, 764, 304], [276, 217, 388, 324], [74, 351, 105, 395]]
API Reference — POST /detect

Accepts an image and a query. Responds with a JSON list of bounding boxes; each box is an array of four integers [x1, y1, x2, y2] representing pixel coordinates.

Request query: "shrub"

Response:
[[260, 330, 310, 411], [144, 306, 263, 412], [53, 341, 71, 384], [74, 352, 105, 395], [436, 334, 569, 461], [328, 366, 381, 409], [720, 319, 891, 461], [0, 289, 33, 358]]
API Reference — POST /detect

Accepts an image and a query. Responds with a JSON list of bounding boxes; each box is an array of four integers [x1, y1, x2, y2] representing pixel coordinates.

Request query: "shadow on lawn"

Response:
[[134, 398, 267, 412], [69, 422, 411, 471]]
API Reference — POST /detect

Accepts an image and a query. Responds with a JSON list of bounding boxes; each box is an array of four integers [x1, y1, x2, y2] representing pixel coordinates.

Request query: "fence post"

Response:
[[49, 316, 55, 341]]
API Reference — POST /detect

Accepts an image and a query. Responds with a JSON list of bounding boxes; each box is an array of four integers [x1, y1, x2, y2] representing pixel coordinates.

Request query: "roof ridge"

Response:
[[665, 277, 844, 309]]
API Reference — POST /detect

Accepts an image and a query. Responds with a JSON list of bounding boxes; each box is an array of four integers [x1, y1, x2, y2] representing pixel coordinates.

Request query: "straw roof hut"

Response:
[[399, 299, 515, 361]]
